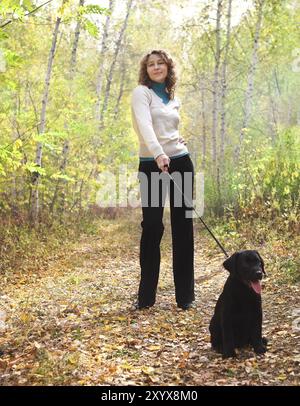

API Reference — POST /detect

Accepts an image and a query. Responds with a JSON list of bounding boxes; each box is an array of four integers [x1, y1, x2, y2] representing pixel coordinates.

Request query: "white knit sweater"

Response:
[[131, 85, 189, 159]]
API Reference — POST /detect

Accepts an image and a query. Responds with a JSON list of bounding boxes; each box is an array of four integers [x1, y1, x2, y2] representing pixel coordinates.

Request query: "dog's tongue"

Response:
[[250, 280, 261, 294]]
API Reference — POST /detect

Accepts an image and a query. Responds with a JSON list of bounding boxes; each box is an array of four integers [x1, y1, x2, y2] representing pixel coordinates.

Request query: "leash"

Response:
[[164, 165, 229, 259]]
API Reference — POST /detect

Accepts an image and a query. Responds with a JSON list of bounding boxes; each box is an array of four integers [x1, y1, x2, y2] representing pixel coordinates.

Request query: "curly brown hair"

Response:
[[138, 49, 178, 100]]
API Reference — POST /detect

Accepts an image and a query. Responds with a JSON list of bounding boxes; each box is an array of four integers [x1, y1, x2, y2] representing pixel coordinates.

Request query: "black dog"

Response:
[[209, 250, 267, 358]]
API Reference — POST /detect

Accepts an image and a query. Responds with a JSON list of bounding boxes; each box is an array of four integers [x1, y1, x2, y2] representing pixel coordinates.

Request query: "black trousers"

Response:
[[137, 154, 195, 307]]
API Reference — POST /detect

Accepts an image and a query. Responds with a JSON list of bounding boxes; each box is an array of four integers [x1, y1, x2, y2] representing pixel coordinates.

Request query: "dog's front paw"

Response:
[[254, 344, 267, 354], [222, 350, 236, 359]]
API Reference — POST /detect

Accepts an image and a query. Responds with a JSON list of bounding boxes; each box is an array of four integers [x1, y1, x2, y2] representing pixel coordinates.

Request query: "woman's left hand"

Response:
[[178, 137, 187, 145]]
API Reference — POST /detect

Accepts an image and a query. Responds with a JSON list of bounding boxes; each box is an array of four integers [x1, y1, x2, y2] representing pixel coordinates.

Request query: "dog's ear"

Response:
[[255, 251, 266, 275], [223, 252, 239, 274]]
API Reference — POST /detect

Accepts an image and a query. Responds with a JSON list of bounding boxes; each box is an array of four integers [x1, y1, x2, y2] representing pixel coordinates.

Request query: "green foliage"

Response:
[[0, 0, 35, 22], [81, 18, 99, 38], [50, 172, 75, 182], [3, 48, 22, 67], [232, 127, 300, 216], [80, 4, 108, 15], [25, 163, 46, 176], [0, 139, 23, 175], [279, 256, 300, 283]]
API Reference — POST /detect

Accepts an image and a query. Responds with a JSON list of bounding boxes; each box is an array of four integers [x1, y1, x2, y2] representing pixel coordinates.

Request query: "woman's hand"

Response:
[[178, 137, 187, 145], [155, 154, 170, 172]]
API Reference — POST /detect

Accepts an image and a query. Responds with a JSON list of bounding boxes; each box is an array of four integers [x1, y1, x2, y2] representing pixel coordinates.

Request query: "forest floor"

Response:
[[0, 210, 299, 386]]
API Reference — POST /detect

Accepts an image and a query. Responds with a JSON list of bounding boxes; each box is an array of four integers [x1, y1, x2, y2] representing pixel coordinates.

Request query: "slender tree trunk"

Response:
[[273, 66, 281, 97], [216, 0, 232, 215], [220, 0, 232, 163], [50, 0, 84, 218], [268, 81, 278, 144], [287, 98, 292, 126], [70, 167, 94, 212], [200, 79, 207, 171], [236, 0, 265, 161], [95, 0, 115, 128], [11, 94, 19, 217], [29, 1, 65, 226], [211, 0, 222, 177], [212, 1, 223, 213], [69, 0, 84, 79], [99, 0, 133, 125], [113, 46, 126, 120], [49, 137, 70, 215]]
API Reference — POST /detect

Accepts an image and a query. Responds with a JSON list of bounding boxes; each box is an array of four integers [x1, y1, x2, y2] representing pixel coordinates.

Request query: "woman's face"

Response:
[[146, 54, 168, 83]]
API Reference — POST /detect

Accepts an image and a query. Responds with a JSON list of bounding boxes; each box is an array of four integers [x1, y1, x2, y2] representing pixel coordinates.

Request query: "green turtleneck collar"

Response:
[[150, 80, 170, 105]]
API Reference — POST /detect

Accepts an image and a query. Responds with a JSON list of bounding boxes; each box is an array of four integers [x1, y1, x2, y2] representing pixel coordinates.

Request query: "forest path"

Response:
[[0, 212, 299, 385]]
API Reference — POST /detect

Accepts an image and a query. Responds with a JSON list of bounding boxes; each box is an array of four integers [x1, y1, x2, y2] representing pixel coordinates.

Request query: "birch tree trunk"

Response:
[[50, 0, 84, 218], [113, 46, 126, 120], [95, 0, 115, 128], [219, 0, 232, 163], [236, 0, 265, 161], [69, 0, 84, 80], [211, 0, 222, 177], [11, 94, 19, 217], [99, 0, 133, 126], [29, 1, 66, 227], [216, 0, 232, 215], [287, 98, 292, 126], [200, 79, 207, 171], [268, 81, 278, 145]]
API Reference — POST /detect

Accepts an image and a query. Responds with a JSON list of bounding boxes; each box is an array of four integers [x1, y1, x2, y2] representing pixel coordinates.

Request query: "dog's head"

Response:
[[223, 250, 266, 294]]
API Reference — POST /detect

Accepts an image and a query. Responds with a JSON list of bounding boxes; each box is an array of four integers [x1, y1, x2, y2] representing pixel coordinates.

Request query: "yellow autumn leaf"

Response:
[[67, 353, 79, 365], [14, 139, 23, 149], [121, 362, 133, 370], [147, 345, 161, 351], [19, 312, 31, 323], [115, 316, 127, 321], [142, 366, 155, 375]]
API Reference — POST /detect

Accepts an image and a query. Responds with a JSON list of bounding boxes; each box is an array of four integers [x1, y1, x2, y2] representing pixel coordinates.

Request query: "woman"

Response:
[[131, 49, 195, 310]]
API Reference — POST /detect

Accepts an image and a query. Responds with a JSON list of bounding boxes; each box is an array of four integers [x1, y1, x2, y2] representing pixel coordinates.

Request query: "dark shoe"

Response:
[[133, 301, 154, 310], [177, 302, 193, 310]]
